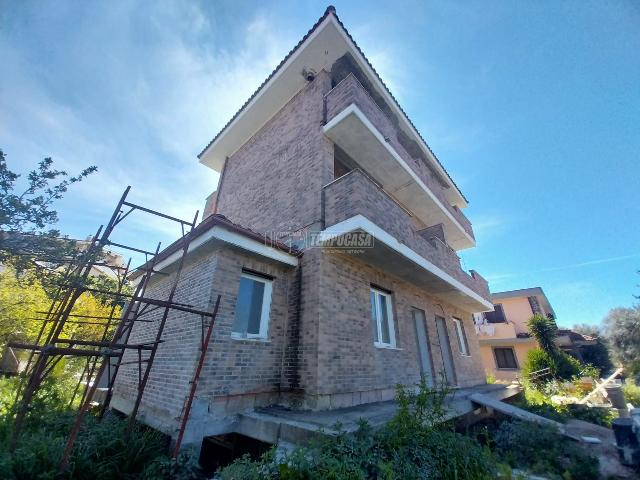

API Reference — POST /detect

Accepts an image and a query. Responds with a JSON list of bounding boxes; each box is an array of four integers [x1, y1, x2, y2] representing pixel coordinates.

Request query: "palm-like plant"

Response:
[[527, 314, 559, 357]]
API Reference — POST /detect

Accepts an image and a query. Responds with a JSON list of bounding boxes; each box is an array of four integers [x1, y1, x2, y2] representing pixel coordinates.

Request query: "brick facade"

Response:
[[297, 250, 484, 410], [323, 169, 489, 298], [325, 74, 474, 239], [214, 71, 334, 236], [112, 243, 294, 436], [112, 53, 489, 445]]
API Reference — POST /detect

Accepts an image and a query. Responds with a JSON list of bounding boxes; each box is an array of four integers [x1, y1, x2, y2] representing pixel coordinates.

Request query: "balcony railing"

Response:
[[322, 169, 489, 301], [324, 73, 474, 243]]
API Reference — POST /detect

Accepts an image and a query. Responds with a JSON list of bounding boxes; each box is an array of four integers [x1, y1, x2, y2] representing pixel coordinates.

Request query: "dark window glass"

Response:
[[370, 290, 379, 342], [370, 288, 395, 346], [379, 294, 390, 344], [485, 304, 506, 323], [494, 347, 518, 369], [454, 318, 470, 355], [233, 276, 265, 336]]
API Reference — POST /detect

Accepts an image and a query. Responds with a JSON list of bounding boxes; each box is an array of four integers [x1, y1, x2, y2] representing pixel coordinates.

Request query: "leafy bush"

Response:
[[0, 409, 170, 480], [564, 404, 615, 427], [219, 377, 495, 480], [623, 379, 640, 407], [514, 384, 615, 427], [580, 341, 613, 375], [522, 348, 581, 383], [142, 451, 205, 480], [493, 420, 599, 480], [522, 349, 555, 383], [554, 352, 582, 380], [0, 393, 204, 480]]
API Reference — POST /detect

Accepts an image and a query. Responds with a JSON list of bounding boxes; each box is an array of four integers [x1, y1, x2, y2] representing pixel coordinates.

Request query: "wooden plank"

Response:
[[469, 393, 562, 428], [578, 367, 623, 405]]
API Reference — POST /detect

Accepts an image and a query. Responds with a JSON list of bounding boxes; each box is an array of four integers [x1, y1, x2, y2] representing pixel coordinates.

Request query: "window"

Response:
[[493, 347, 518, 369], [370, 287, 396, 347], [484, 304, 506, 323], [231, 272, 273, 339], [452, 317, 470, 356]]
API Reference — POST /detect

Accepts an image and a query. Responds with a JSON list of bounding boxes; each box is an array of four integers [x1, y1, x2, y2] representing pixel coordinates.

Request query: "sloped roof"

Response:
[[198, 6, 468, 205]]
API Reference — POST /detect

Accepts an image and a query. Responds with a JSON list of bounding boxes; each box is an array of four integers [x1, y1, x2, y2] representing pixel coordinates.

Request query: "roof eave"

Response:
[[198, 7, 468, 206]]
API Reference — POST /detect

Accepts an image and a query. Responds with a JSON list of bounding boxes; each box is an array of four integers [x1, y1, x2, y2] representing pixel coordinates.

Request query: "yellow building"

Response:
[[475, 287, 556, 382]]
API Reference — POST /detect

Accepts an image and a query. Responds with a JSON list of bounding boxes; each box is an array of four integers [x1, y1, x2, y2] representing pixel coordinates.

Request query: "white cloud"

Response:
[[0, 2, 295, 254], [467, 212, 513, 244]]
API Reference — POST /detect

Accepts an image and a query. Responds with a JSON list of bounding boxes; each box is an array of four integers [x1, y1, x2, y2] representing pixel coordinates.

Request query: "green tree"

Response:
[[0, 148, 96, 274], [526, 314, 582, 380], [527, 313, 558, 356], [604, 305, 640, 376], [572, 323, 613, 375], [0, 267, 118, 349]]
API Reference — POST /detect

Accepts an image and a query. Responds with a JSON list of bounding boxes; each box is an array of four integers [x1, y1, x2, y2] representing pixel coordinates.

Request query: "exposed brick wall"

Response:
[[311, 250, 485, 395], [112, 243, 295, 433], [197, 247, 292, 398], [202, 191, 218, 219], [112, 66, 489, 438], [112, 248, 219, 429], [323, 169, 489, 300], [325, 74, 474, 239], [214, 70, 334, 236], [113, 241, 485, 430], [417, 223, 446, 244]]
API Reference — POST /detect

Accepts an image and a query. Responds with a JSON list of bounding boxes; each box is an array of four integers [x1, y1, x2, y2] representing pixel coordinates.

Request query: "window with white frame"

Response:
[[452, 317, 470, 356], [231, 272, 273, 339], [370, 287, 396, 348]]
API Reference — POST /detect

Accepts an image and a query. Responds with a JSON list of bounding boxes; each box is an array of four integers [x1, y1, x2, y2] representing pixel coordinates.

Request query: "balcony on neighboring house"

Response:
[[321, 169, 491, 313], [323, 73, 475, 250], [476, 322, 519, 340]]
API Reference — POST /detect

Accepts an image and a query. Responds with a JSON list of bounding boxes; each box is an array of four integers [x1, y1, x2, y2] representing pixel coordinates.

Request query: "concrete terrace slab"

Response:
[[236, 384, 521, 445], [469, 392, 562, 428]]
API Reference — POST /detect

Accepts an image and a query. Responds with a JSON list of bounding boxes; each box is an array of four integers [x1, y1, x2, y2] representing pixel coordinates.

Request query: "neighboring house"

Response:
[[475, 287, 596, 381], [111, 7, 493, 451], [0, 232, 125, 280]]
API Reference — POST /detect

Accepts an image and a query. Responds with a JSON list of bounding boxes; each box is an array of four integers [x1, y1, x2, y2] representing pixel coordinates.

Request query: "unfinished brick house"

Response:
[[111, 6, 494, 450]]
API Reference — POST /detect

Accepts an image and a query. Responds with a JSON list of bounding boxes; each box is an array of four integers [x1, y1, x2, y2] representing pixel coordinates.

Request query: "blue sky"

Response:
[[1, 1, 638, 327]]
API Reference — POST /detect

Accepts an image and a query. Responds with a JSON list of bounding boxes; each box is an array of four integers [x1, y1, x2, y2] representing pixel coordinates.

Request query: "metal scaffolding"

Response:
[[7, 186, 221, 470]]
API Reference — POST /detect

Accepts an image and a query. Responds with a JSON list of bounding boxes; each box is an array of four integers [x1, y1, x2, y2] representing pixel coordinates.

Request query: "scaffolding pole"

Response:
[[5, 186, 221, 474]]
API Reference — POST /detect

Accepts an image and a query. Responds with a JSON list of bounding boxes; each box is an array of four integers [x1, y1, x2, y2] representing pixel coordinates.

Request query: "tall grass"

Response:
[[0, 376, 203, 479]]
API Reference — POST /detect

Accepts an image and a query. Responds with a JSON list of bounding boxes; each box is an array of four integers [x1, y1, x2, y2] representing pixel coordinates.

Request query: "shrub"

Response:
[[493, 420, 599, 480], [554, 352, 582, 380], [564, 404, 615, 427], [0, 404, 175, 480], [143, 451, 205, 480], [522, 349, 582, 383], [522, 349, 555, 384], [218, 377, 495, 480], [514, 383, 615, 427], [623, 379, 640, 407]]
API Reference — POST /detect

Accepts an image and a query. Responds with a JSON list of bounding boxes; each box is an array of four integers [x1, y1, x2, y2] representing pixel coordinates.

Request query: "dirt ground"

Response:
[[563, 419, 637, 479]]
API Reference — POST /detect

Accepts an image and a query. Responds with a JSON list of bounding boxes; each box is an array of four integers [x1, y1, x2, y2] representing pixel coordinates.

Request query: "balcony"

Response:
[[322, 169, 491, 312], [323, 73, 475, 250], [476, 322, 518, 340]]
